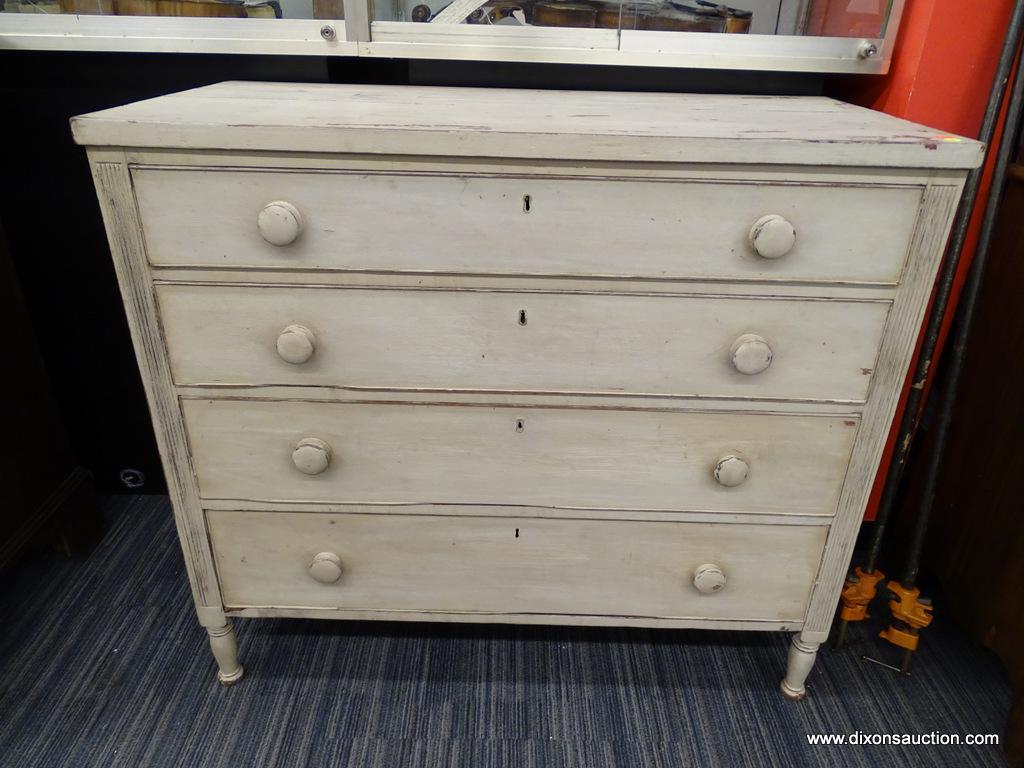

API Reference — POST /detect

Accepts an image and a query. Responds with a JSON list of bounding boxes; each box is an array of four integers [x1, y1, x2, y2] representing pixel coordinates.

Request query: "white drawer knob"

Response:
[[693, 563, 727, 594], [730, 333, 773, 375], [309, 551, 343, 584], [292, 437, 332, 475], [276, 324, 316, 365], [714, 455, 749, 487], [749, 214, 796, 259], [258, 200, 303, 246]]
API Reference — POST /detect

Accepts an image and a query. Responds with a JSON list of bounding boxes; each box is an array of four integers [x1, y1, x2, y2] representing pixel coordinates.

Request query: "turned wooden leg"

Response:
[[207, 621, 244, 686], [780, 632, 819, 701]]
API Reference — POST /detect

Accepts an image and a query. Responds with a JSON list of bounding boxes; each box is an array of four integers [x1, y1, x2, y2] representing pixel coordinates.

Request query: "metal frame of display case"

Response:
[[0, 0, 904, 73]]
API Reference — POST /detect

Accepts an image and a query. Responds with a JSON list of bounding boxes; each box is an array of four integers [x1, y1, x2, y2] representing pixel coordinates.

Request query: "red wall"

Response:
[[828, 0, 1015, 520]]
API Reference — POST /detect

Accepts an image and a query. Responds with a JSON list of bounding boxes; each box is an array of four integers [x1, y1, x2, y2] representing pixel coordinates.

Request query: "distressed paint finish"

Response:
[[87, 154, 223, 619], [800, 182, 965, 642], [70, 83, 984, 168], [780, 633, 820, 700], [207, 510, 827, 622], [207, 622, 243, 685], [131, 167, 924, 284], [156, 284, 890, 403], [182, 399, 860, 516], [75, 85, 980, 693]]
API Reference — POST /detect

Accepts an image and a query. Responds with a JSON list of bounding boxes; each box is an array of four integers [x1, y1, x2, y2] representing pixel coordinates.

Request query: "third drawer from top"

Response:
[[183, 399, 859, 516]]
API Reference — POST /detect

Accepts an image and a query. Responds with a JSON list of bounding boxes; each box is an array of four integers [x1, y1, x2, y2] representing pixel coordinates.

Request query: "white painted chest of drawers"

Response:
[[72, 83, 982, 698]]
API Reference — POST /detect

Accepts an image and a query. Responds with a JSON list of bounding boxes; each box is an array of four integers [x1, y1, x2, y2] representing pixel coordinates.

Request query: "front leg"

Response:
[[780, 631, 819, 700], [207, 621, 244, 686]]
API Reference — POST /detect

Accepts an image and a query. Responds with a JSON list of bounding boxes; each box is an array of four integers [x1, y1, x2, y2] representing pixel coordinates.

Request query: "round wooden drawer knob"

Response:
[[257, 200, 303, 246], [749, 214, 796, 259], [714, 455, 749, 487], [730, 333, 773, 375], [292, 437, 332, 475], [693, 563, 727, 594], [276, 324, 316, 365], [309, 551, 343, 584]]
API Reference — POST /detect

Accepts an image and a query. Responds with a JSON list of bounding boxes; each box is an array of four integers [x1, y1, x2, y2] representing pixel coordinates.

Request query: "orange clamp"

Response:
[[879, 581, 934, 651], [838, 566, 886, 623]]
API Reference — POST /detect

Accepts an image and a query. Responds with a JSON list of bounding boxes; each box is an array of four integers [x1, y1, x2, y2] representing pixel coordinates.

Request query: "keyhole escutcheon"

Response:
[[515, 419, 525, 433], [522, 194, 531, 213], [518, 309, 528, 326]]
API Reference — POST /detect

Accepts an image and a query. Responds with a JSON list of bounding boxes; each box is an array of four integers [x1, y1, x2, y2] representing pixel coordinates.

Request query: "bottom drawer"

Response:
[[208, 510, 827, 623]]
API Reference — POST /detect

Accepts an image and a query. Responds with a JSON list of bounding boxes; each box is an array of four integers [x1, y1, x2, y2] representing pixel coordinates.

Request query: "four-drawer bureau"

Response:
[[72, 82, 983, 699]]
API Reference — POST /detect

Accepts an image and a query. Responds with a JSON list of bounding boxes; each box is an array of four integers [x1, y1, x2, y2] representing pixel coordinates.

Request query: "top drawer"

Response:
[[132, 168, 922, 285]]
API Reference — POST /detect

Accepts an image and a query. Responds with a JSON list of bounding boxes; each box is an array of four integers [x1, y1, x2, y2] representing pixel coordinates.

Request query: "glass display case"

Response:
[[0, 0, 903, 72]]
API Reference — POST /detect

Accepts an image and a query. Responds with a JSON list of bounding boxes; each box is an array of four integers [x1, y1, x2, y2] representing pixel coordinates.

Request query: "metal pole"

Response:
[[863, 0, 1024, 574], [902, 47, 1024, 589], [876, 26, 1024, 675]]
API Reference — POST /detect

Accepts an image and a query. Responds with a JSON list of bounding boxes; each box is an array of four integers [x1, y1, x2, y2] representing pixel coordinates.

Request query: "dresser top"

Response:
[[72, 81, 983, 170]]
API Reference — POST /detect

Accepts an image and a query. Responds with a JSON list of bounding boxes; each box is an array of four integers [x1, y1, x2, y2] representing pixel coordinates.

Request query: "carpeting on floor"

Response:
[[0, 495, 1012, 767]]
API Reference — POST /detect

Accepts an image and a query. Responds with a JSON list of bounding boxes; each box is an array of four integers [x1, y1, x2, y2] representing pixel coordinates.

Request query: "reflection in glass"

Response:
[[0, 0, 329, 18], [535, 1, 751, 32], [0, 0, 889, 38], [388, 0, 751, 30], [375, 0, 891, 37], [805, 0, 889, 38], [530, 1, 751, 32]]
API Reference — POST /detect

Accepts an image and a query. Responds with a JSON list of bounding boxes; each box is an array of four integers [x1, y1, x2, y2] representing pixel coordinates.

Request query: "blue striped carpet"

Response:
[[0, 496, 1012, 767]]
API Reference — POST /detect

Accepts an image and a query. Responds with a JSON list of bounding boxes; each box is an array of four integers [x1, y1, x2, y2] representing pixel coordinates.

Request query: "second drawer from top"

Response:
[[157, 284, 888, 403]]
